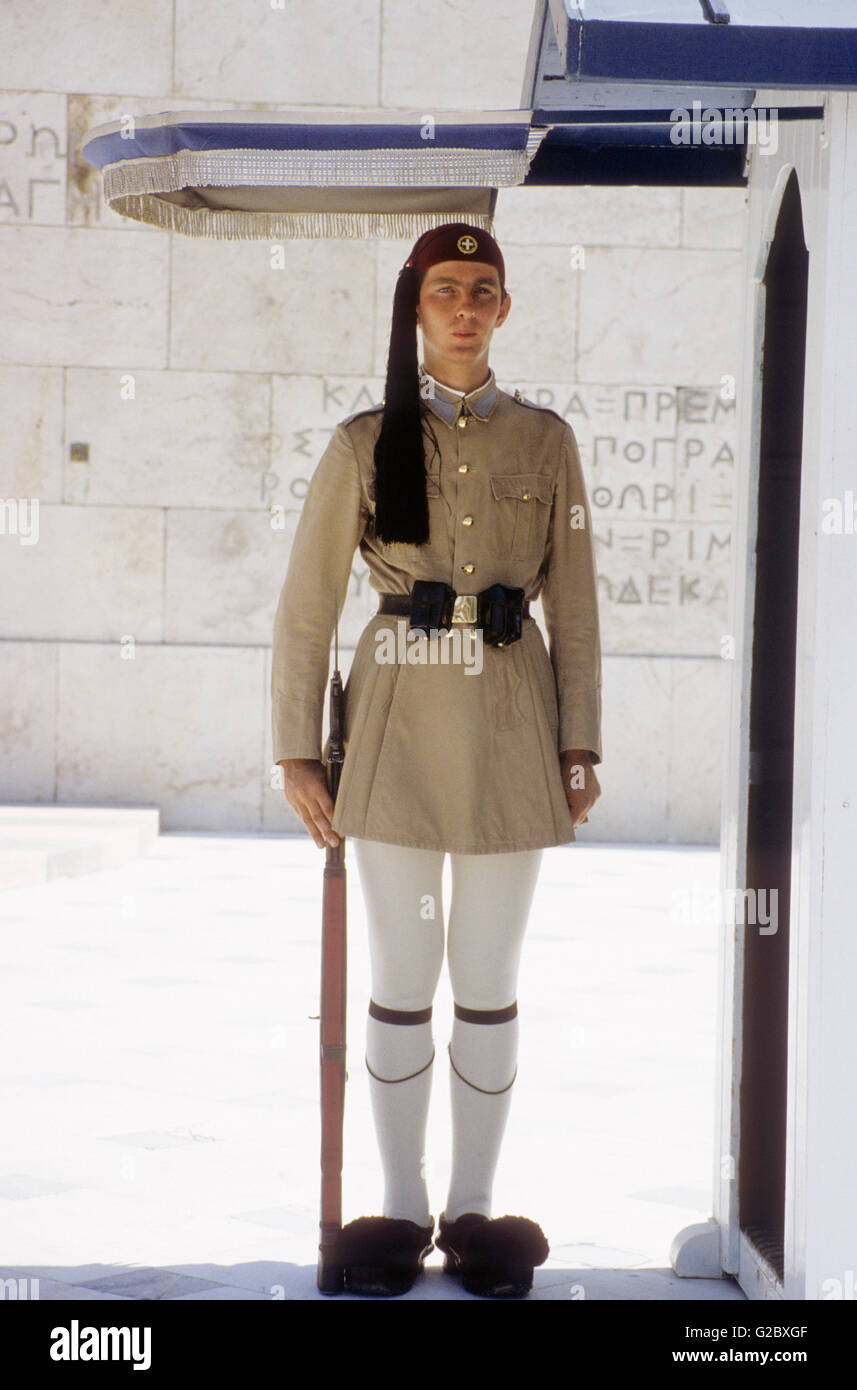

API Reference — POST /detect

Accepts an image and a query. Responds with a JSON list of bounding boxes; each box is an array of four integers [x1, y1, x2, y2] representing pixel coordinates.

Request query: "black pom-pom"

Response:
[[460, 1215, 549, 1269], [337, 1215, 432, 1268]]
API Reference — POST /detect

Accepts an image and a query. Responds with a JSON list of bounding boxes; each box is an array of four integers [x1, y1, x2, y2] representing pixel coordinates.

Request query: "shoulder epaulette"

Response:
[[509, 388, 567, 425], [342, 400, 385, 426], [508, 386, 569, 422]]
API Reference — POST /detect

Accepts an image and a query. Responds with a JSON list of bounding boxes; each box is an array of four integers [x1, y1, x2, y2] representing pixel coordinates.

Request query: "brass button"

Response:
[[462, 515, 474, 526], [458, 463, 469, 473], [461, 563, 475, 575], [457, 416, 467, 429], [521, 491, 531, 501]]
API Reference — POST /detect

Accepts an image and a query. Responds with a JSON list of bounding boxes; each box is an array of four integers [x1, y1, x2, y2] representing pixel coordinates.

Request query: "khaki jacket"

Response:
[[271, 366, 602, 854]]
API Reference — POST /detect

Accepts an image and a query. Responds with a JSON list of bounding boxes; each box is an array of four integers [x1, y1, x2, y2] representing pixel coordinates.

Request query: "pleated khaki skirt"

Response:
[[325, 614, 577, 855]]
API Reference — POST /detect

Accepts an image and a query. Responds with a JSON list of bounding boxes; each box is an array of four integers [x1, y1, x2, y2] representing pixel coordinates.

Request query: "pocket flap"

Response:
[[490, 472, 553, 504]]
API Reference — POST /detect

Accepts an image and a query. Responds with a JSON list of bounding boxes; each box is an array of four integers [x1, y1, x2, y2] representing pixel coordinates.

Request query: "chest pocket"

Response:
[[488, 472, 554, 559]]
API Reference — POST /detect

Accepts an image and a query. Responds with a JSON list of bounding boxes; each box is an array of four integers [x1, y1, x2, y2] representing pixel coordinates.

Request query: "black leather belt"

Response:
[[377, 582, 530, 647], [378, 594, 420, 615], [377, 593, 530, 622]]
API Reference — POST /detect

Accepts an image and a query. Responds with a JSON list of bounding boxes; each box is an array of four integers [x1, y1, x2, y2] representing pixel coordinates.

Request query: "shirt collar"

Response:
[[417, 362, 499, 426]]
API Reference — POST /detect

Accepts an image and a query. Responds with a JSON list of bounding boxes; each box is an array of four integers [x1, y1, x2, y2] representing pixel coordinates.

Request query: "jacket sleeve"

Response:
[[271, 420, 368, 763], [539, 423, 603, 765]]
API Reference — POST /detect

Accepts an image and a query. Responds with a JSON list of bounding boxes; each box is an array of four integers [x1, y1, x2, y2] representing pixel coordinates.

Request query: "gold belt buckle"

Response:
[[451, 593, 478, 625]]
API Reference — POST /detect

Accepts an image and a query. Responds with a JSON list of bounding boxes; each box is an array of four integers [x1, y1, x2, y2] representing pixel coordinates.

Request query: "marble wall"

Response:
[[0, 0, 747, 841]]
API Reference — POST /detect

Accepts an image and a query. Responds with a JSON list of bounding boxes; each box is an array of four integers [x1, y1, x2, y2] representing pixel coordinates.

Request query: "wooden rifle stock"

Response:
[[317, 659, 347, 1294]]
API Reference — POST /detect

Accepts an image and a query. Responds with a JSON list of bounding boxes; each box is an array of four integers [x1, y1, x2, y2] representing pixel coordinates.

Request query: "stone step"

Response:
[[0, 805, 160, 890]]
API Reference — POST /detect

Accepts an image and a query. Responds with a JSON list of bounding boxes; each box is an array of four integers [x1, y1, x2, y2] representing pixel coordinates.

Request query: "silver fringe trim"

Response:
[[103, 145, 536, 197], [98, 128, 548, 239], [526, 125, 548, 159], [104, 197, 498, 239]]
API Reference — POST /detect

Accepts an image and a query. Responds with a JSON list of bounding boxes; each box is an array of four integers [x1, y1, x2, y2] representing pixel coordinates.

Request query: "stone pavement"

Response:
[[0, 822, 745, 1302]]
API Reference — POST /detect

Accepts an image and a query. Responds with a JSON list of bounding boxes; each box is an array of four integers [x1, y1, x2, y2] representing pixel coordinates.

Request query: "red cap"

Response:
[[404, 221, 505, 287]]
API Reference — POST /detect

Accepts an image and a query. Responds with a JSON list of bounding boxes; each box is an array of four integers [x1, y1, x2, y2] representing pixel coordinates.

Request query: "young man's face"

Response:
[[415, 260, 511, 375]]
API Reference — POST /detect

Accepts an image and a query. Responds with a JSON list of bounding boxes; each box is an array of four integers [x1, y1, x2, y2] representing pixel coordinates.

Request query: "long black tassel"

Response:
[[372, 265, 430, 546]]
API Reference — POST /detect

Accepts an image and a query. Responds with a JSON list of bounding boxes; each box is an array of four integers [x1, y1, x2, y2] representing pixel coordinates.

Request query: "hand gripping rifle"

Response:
[[317, 604, 347, 1294]]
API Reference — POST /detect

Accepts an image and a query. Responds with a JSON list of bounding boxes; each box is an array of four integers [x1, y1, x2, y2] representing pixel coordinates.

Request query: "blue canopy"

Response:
[[80, 4, 857, 235], [79, 108, 546, 240]]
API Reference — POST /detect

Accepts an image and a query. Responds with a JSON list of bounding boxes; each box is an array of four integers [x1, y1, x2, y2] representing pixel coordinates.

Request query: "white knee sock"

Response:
[[443, 849, 542, 1224], [351, 839, 542, 1230], [445, 1008, 519, 1222], [365, 1008, 434, 1227], [352, 839, 446, 1227]]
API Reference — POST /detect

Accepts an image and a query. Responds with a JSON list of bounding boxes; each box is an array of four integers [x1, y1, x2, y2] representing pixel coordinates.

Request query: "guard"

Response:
[[273, 221, 603, 1297]]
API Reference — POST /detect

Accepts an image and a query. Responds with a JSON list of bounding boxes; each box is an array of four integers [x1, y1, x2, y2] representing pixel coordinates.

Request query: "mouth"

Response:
[[452, 331, 477, 339]]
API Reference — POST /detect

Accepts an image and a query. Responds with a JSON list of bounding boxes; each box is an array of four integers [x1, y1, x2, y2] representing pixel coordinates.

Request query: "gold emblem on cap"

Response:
[[457, 234, 478, 255]]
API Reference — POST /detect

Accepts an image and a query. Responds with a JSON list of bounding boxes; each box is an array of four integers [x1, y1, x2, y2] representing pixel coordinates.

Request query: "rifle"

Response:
[[317, 607, 347, 1294]]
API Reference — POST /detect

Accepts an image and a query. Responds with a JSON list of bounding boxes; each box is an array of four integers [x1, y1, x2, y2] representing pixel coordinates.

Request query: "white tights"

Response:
[[352, 837, 543, 1227]]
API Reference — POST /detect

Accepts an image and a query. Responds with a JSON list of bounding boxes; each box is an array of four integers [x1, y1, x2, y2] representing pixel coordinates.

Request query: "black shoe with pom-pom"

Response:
[[435, 1211, 549, 1297], [337, 1215, 435, 1296]]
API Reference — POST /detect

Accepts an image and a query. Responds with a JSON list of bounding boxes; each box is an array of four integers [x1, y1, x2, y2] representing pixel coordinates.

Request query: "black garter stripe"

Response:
[[453, 1001, 518, 1025], [368, 999, 433, 1025]]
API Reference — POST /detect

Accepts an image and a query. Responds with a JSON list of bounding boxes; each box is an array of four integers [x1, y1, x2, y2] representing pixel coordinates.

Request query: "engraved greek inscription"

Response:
[[593, 436, 617, 465]]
